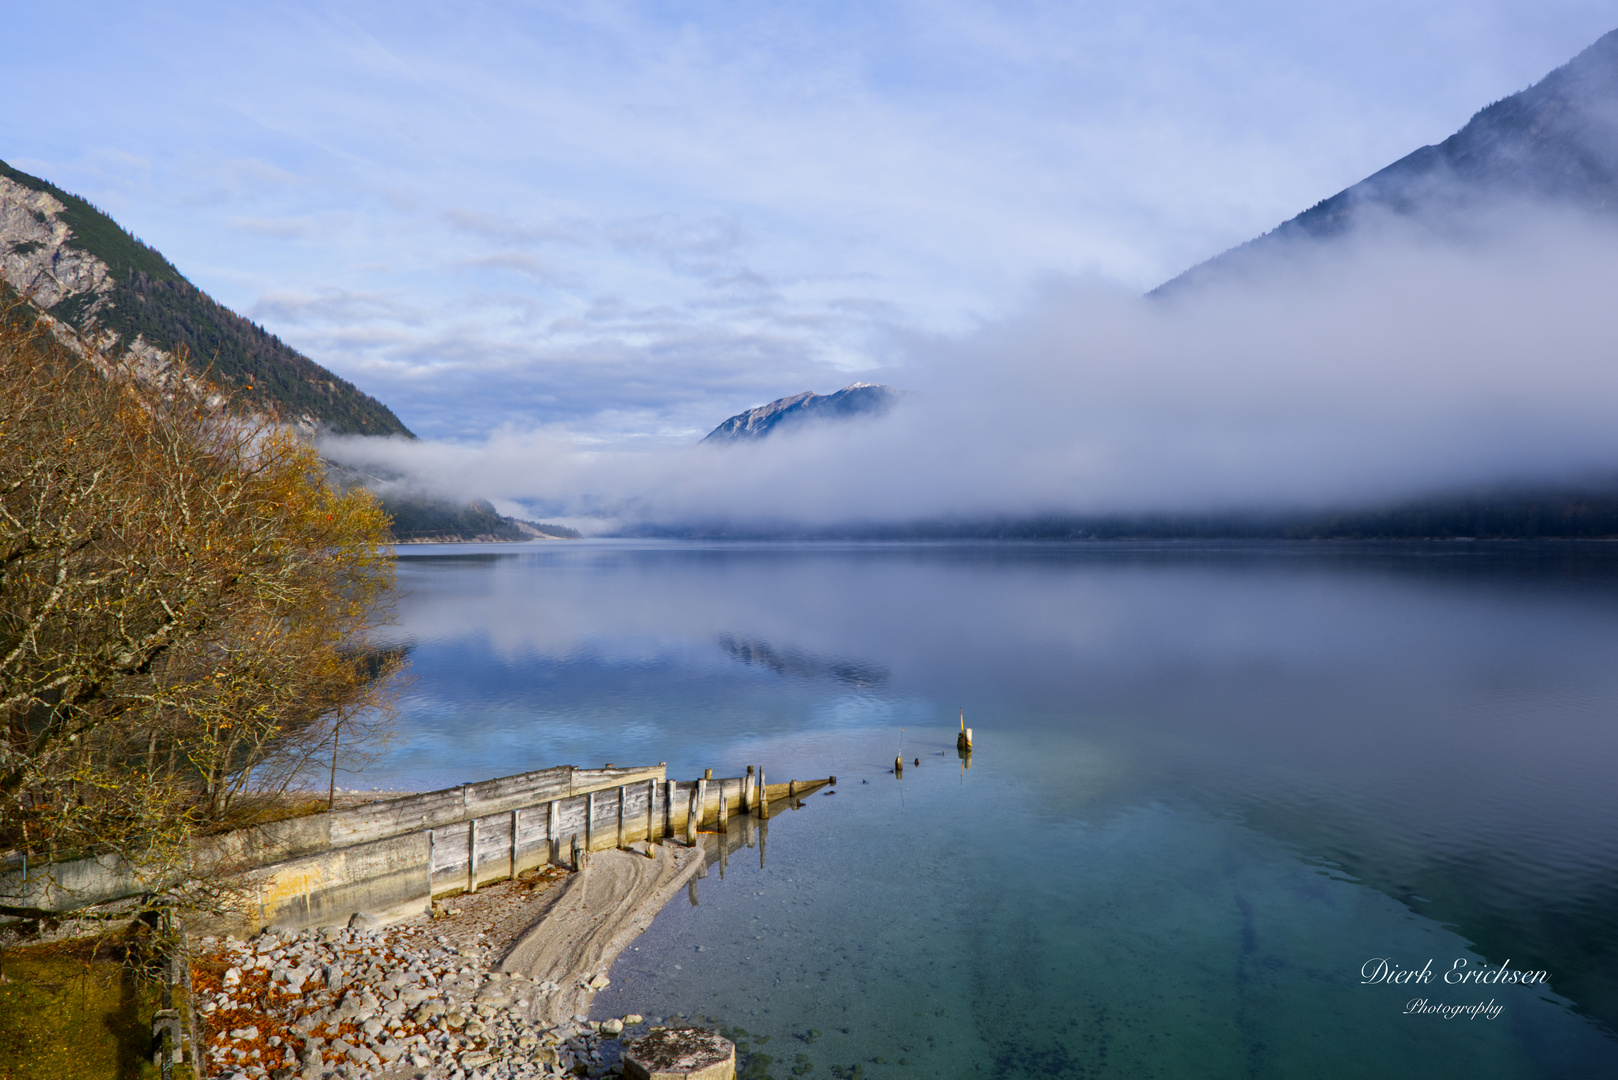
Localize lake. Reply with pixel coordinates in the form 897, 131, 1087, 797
369, 540, 1618, 1079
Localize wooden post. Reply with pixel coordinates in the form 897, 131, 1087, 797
616, 784, 626, 849
686, 782, 701, 845
717, 779, 728, 830
646, 778, 656, 844
895, 755, 903, 775
758, 769, 768, 820
468, 817, 480, 894
571, 833, 581, 871
789, 779, 796, 802
742, 766, 754, 812
510, 809, 520, 880
666, 780, 677, 837
547, 800, 560, 865
426, 829, 436, 912
587, 791, 596, 852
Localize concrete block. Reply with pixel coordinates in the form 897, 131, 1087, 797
624, 1028, 736, 1080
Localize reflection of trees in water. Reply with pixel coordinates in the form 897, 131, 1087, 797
716, 634, 888, 690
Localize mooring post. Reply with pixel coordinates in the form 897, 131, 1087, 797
758, 769, 768, 820
468, 817, 480, 894
426, 829, 436, 912
547, 800, 560, 865
895, 755, 903, 776
510, 809, 521, 880
616, 784, 627, 849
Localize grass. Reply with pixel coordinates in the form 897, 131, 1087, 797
0, 937, 189, 1080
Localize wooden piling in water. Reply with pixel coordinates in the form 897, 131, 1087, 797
665, 779, 677, 837
743, 766, 755, 811
757, 769, 768, 820
687, 782, 702, 845
718, 778, 729, 829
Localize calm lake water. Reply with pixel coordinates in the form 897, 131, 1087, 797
370, 540, 1618, 1079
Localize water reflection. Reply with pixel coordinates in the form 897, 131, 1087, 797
376, 540, 1618, 1069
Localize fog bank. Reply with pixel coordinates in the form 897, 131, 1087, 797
322, 206, 1618, 531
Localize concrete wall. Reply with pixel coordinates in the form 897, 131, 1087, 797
0, 764, 663, 924
2, 765, 830, 936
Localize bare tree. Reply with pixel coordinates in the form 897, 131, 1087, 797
1, 300, 401, 901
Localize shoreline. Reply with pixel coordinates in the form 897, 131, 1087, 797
195, 842, 703, 1080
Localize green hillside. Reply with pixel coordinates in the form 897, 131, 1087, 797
0, 159, 412, 438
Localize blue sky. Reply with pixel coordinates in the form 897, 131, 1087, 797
5, 1, 1616, 447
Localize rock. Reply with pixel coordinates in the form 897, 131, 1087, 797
230, 1026, 261, 1041
623, 1029, 736, 1080
588, 974, 611, 990
224, 968, 243, 986
624, 1015, 643, 1026
600, 1019, 624, 1036
349, 912, 380, 930
460, 1051, 495, 1068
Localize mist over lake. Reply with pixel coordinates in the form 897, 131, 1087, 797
366, 539, 1618, 1079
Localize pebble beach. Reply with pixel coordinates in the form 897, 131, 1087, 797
192, 844, 704, 1080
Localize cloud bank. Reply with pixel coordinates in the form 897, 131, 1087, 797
322, 205, 1618, 530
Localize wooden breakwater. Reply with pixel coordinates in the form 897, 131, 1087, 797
0, 763, 831, 935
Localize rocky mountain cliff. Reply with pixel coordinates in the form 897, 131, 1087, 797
1156, 27, 1618, 293
0, 159, 411, 437
702, 383, 896, 444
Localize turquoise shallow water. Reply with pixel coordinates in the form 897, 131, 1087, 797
368, 540, 1618, 1078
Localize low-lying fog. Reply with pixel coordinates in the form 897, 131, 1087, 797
322, 204, 1618, 531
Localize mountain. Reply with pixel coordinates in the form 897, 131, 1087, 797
0, 158, 411, 437
1156, 28, 1618, 294
702, 383, 897, 444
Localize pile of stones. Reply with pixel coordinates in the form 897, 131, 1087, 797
193, 921, 651, 1080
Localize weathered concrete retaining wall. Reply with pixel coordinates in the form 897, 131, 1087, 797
2, 762, 831, 936
0, 764, 663, 921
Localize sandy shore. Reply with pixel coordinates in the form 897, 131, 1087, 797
499, 844, 704, 1026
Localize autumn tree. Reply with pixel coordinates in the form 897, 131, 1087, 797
0, 303, 401, 896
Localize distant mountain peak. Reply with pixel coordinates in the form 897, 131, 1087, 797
701, 383, 898, 444
1155, 27, 1618, 294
